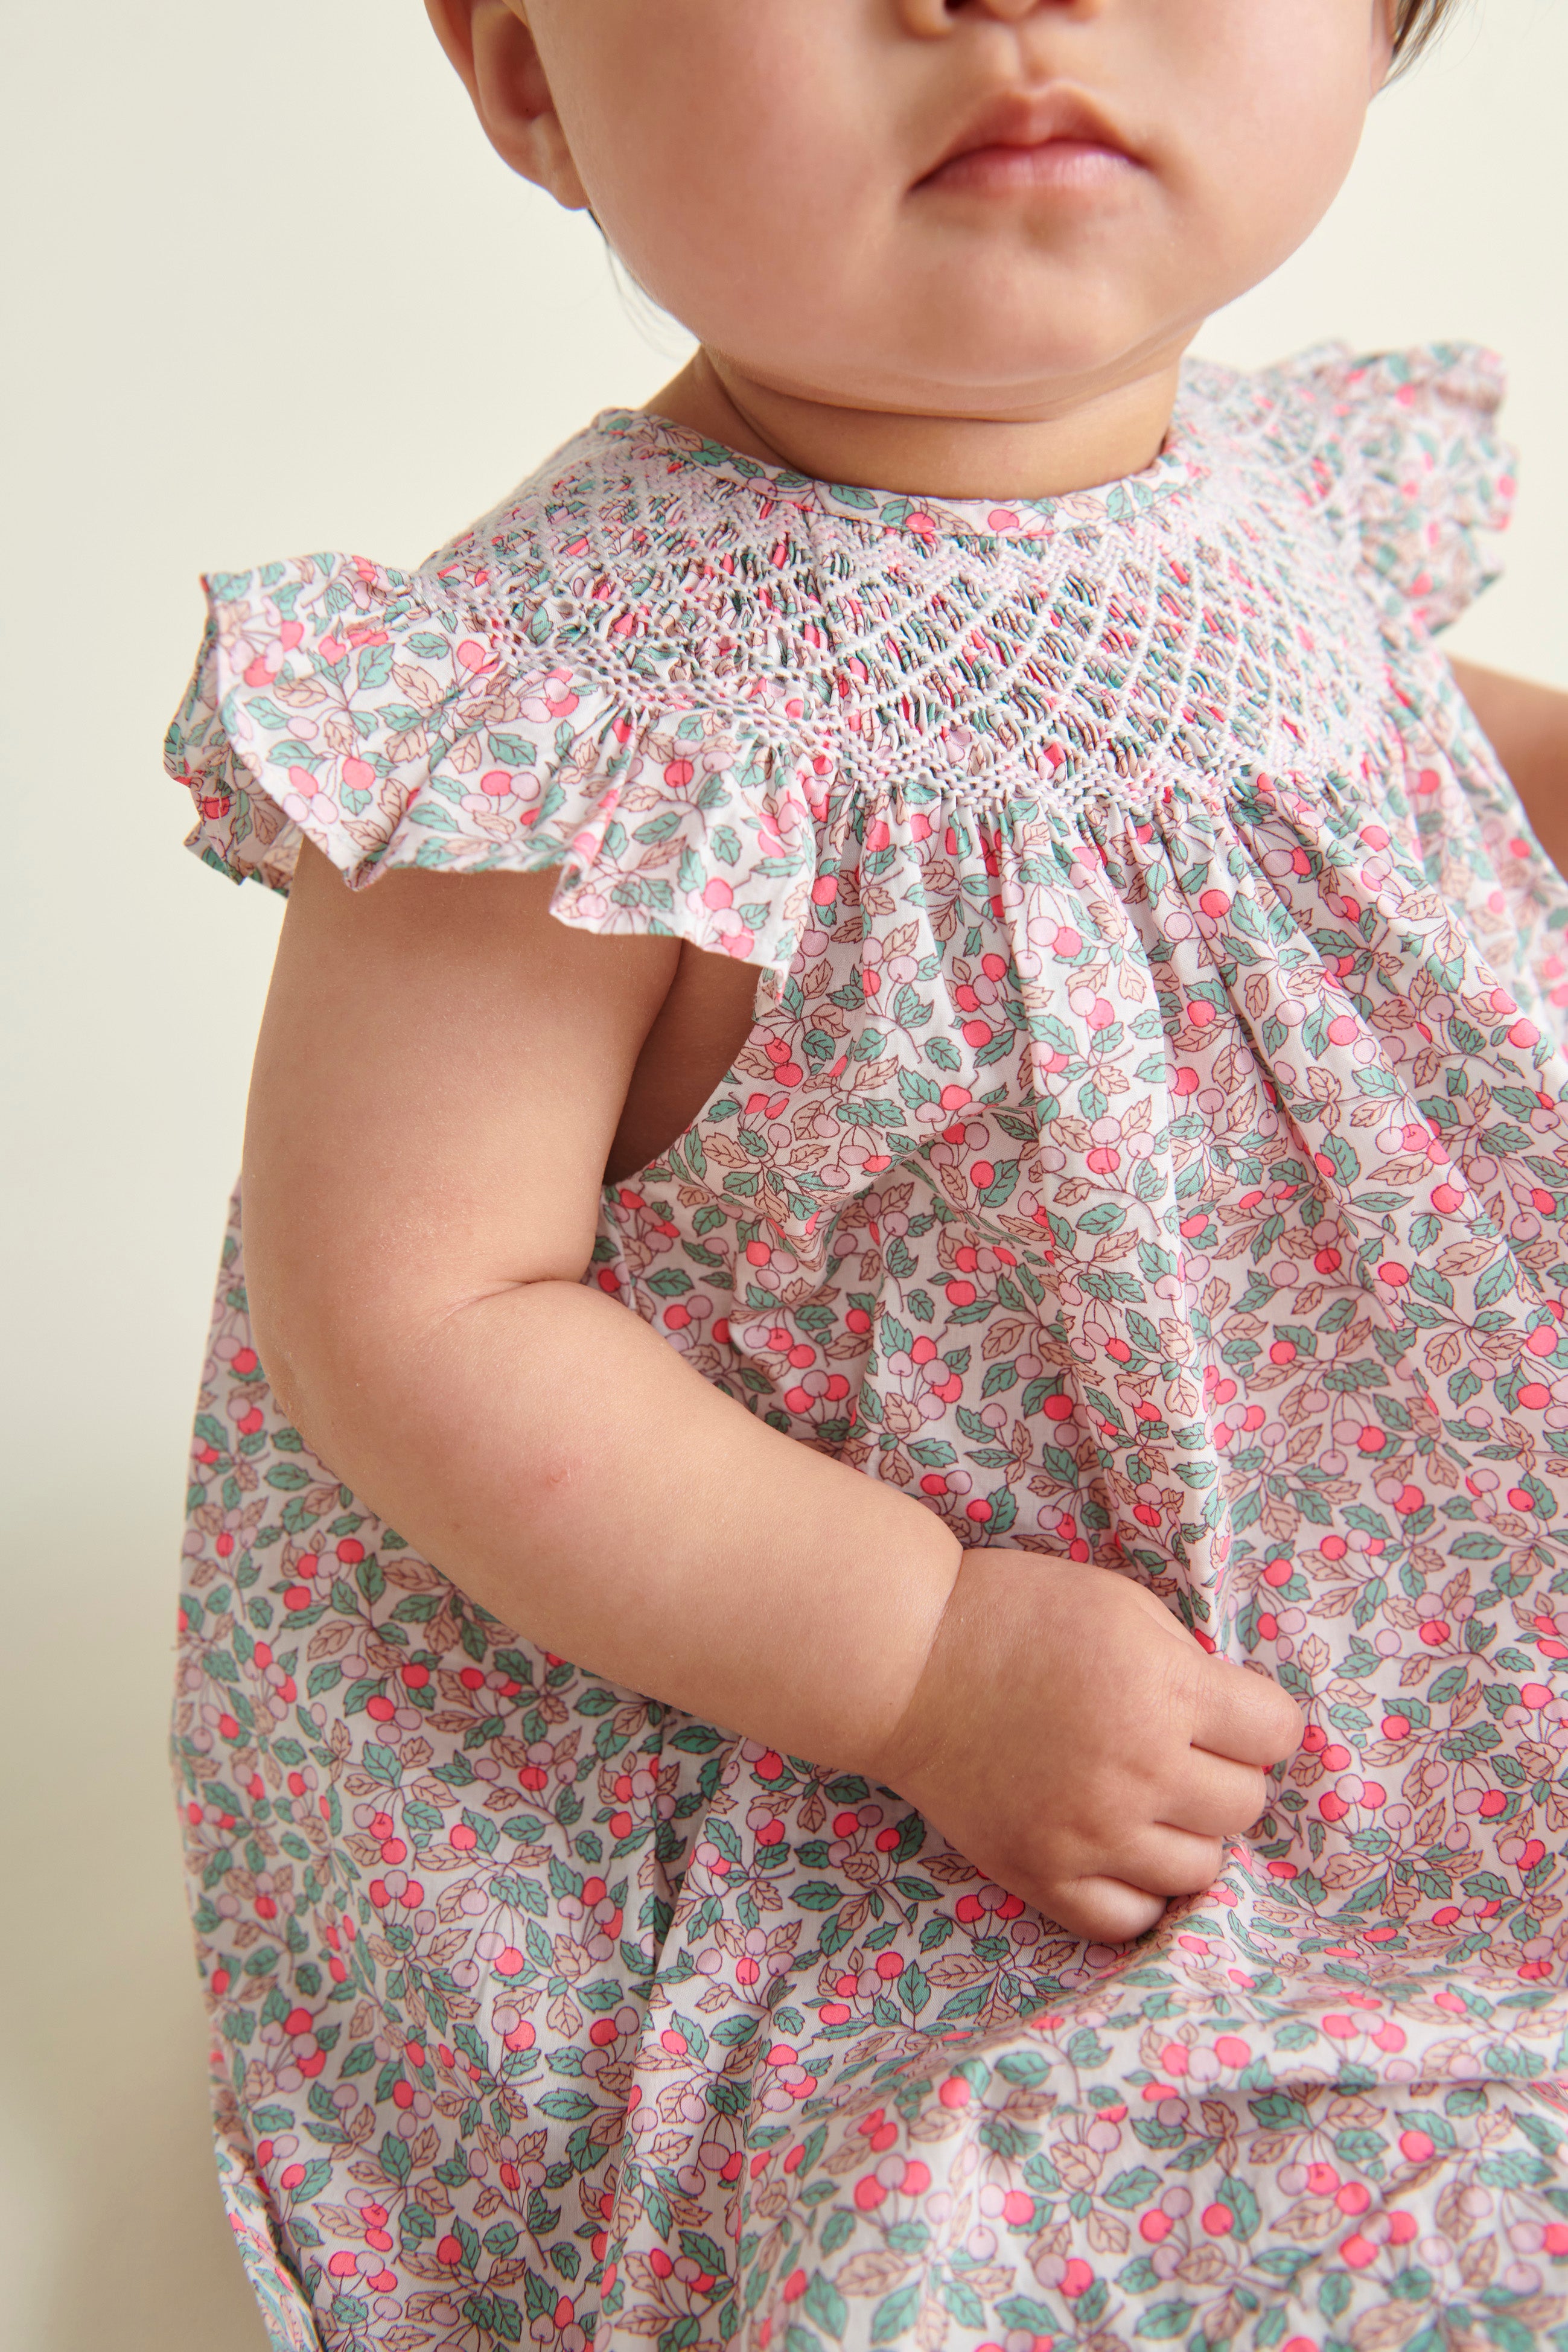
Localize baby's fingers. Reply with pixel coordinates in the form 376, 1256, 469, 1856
1118, 1827, 1227, 1901
1193, 1657, 1303, 1769
1159, 1750, 1270, 1840
1042, 1876, 1167, 1946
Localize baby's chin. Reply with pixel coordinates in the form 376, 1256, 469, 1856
655, 230, 1211, 432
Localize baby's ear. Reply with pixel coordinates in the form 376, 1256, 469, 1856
424, 0, 591, 210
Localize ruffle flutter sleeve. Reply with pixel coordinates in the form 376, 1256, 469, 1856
1275, 342, 1515, 635
163, 553, 819, 974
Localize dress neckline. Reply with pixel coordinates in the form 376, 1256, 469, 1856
594, 400, 1205, 546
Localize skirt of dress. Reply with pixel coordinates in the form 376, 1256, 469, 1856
176, 1196, 1568, 2352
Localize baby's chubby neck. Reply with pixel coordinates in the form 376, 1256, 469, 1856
647, 344, 1187, 505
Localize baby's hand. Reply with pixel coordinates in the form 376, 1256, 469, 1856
872, 1549, 1302, 1945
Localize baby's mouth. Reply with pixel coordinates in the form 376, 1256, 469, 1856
917, 85, 1144, 197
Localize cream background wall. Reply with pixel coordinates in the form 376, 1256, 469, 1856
2, 4, 1563, 2345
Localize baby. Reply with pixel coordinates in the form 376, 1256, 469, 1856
164, 4, 1568, 2348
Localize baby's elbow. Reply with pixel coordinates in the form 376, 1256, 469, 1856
241, 1217, 394, 1464
245, 1280, 342, 1462
246, 1255, 545, 1469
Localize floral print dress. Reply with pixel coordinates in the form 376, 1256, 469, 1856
164, 345, 1568, 2352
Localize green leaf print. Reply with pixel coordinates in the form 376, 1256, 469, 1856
1133, 2302, 1194, 2338
803, 2272, 847, 2338
870, 2287, 921, 2344
1106, 2167, 1162, 2208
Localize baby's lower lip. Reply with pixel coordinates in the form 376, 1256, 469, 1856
922, 139, 1139, 195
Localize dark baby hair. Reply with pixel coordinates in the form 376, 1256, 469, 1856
1393, 0, 1464, 69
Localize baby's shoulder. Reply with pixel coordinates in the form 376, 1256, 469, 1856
425, 416, 626, 595
1182, 340, 1513, 635
1185, 341, 1506, 503
428, 408, 763, 610
164, 412, 828, 973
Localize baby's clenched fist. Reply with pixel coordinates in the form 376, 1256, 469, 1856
871, 1548, 1302, 1946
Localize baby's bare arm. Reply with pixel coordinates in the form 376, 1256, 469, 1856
244, 845, 1298, 1937
1452, 658, 1568, 881
244, 843, 962, 1774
